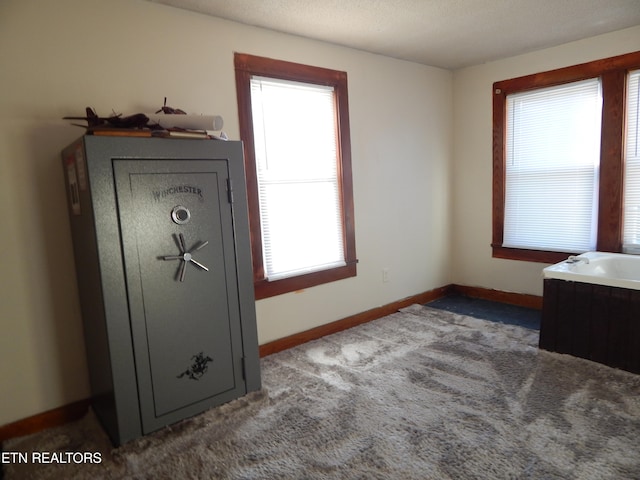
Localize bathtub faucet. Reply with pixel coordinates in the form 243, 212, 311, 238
566, 255, 590, 264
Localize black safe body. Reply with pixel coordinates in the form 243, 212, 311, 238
62, 136, 261, 445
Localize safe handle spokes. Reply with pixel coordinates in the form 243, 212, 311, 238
161, 233, 210, 282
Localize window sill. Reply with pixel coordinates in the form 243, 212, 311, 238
254, 263, 357, 300
491, 245, 578, 264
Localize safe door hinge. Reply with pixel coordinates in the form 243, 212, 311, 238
226, 178, 234, 204
241, 357, 247, 380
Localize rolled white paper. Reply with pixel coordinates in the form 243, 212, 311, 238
145, 114, 224, 131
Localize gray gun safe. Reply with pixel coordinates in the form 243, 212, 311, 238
62, 136, 261, 445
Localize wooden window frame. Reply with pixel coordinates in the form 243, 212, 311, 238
492, 50, 640, 264
234, 53, 357, 299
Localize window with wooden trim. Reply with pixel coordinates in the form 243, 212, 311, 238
234, 53, 357, 299
492, 51, 640, 264
623, 69, 640, 254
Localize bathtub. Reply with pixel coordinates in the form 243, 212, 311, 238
542, 251, 640, 290
540, 251, 640, 374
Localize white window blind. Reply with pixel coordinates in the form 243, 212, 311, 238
250, 76, 345, 281
623, 70, 640, 254
503, 78, 602, 253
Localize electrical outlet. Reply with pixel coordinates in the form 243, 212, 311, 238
382, 268, 390, 283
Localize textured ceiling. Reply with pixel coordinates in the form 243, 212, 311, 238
147, 0, 640, 69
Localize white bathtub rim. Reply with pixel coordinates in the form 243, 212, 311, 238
543, 251, 640, 291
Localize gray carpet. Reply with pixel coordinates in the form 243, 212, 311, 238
4, 304, 640, 479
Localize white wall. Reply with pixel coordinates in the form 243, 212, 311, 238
451, 26, 640, 296
0, 0, 452, 425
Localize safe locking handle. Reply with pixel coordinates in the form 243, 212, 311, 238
161, 233, 209, 282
